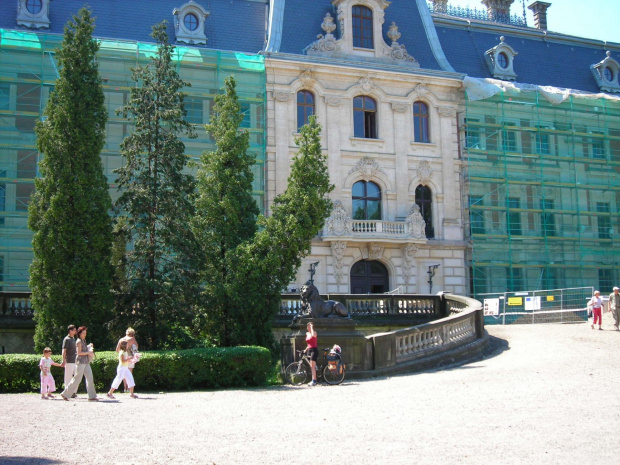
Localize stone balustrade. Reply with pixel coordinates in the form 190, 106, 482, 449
0, 292, 34, 317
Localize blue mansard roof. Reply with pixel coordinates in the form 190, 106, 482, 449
0, 0, 267, 54
431, 15, 620, 94
275, 0, 444, 72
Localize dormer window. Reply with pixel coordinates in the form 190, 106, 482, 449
352, 5, 373, 49
592, 51, 620, 93
17, 0, 51, 29
173, 2, 209, 45
485, 36, 518, 81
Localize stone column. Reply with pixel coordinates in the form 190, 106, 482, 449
325, 96, 343, 199
392, 102, 410, 219
438, 106, 461, 241
273, 91, 292, 204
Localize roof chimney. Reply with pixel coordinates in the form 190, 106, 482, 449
527, 2, 551, 30
480, 0, 515, 19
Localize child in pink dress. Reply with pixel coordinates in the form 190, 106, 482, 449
39, 347, 63, 399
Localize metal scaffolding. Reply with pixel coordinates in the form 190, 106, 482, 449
0, 29, 267, 289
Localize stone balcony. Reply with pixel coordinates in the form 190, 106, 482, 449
320, 200, 428, 244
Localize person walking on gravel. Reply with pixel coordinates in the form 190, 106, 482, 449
589, 291, 603, 331
609, 287, 620, 331
61, 325, 77, 396
60, 326, 99, 401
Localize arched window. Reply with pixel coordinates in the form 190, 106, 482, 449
352, 181, 381, 220
350, 260, 389, 294
415, 185, 434, 238
353, 96, 377, 139
413, 101, 430, 143
352, 5, 373, 49
297, 90, 315, 131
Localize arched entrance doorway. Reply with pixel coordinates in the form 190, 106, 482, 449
350, 260, 389, 294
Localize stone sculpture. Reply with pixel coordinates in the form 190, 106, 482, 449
294, 282, 349, 320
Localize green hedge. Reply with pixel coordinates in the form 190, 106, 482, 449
0, 346, 272, 393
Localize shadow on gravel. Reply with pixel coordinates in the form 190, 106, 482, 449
0, 457, 62, 464
437, 334, 510, 373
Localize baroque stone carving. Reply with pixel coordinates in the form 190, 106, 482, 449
298, 69, 316, 87
407, 204, 426, 239
358, 76, 374, 93
273, 92, 291, 102
417, 161, 433, 184
402, 244, 419, 284
324, 201, 351, 237
306, 13, 340, 54
294, 282, 349, 320
361, 243, 384, 260
348, 158, 387, 182
438, 106, 456, 118
331, 241, 347, 284
383, 23, 419, 66
325, 96, 342, 107
391, 102, 408, 113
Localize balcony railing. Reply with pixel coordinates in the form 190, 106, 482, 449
428, 3, 527, 27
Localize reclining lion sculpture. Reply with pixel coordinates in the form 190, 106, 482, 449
294, 282, 349, 320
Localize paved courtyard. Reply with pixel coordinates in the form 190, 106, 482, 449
1, 316, 620, 465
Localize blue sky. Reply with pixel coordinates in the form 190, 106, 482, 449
444, 0, 620, 43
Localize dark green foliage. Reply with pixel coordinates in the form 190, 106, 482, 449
192, 86, 333, 349
29, 8, 114, 351
0, 348, 271, 393
191, 77, 259, 347
114, 22, 199, 350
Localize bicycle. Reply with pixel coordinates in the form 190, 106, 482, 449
285, 347, 346, 385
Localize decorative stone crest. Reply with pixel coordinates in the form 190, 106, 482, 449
402, 243, 419, 284
417, 161, 433, 184
331, 241, 347, 284
391, 102, 408, 113
348, 158, 387, 182
406, 204, 426, 239
321, 12, 337, 34
273, 92, 291, 102
412, 83, 430, 98
361, 242, 384, 260
324, 200, 351, 237
358, 76, 374, 93
298, 69, 316, 87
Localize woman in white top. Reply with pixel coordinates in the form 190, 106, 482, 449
589, 290, 603, 330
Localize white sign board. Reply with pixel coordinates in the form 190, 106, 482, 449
484, 298, 500, 316
525, 296, 541, 311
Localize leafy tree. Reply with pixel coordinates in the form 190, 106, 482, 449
192, 74, 333, 348
191, 76, 259, 347
29, 8, 114, 351
114, 22, 199, 350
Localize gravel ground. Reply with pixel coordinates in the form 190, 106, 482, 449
1, 314, 619, 465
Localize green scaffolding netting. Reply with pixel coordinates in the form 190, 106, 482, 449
0, 30, 266, 289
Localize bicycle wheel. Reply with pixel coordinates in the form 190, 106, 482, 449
285, 362, 309, 386
323, 362, 345, 385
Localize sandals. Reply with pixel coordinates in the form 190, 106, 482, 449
61, 395, 69, 401
88, 397, 99, 402
130, 394, 138, 398
106, 393, 116, 399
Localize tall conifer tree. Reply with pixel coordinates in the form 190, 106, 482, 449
29, 8, 114, 351
115, 22, 198, 349
192, 75, 333, 348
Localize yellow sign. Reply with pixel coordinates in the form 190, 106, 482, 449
547, 296, 555, 301
508, 297, 523, 306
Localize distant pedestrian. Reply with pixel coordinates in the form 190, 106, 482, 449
106, 340, 137, 399
609, 287, 620, 331
60, 326, 99, 401
39, 347, 63, 399
305, 322, 318, 386
589, 290, 603, 330
116, 328, 139, 391
61, 325, 78, 396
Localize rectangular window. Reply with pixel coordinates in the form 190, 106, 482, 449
17, 150, 37, 179
185, 98, 204, 125
507, 197, 521, 235
502, 122, 517, 152
540, 199, 555, 237
469, 195, 484, 234
0, 182, 5, 226
15, 184, 34, 212
597, 202, 611, 239
599, 269, 613, 292
16, 74, 41, 132
591, 131, 606, 159
465, 118, 481, 149
485, 116, 498, 151
0, 83, 10, 111
536, 127, 551, 155
240, 102, 251, 129
506, 267, 522, 292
